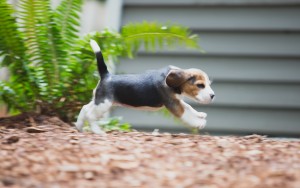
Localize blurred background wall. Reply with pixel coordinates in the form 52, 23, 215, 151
0, 0, 121, 117
112, 0, 300, 136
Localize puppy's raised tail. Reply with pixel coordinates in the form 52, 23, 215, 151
90, 39, 108, 78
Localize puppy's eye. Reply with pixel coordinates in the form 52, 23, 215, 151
197, 84, 205, 89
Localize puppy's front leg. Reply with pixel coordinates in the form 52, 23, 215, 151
181, 101, 207, 129
166, 99, 207, 129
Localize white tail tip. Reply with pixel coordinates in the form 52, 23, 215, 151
90, 39, 101, 52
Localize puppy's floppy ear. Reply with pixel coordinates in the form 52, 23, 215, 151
166, 70, 190, 88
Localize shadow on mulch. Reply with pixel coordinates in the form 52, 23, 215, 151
0, 113, 70, 129
0, 114, 300, 188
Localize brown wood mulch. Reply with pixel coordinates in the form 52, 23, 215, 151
0, 114, 300, 188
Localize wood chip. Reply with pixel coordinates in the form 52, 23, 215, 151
4, 135, 19, 144
25, 127, 47, 133
0, 114, 300, 188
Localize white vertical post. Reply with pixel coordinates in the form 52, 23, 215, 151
0, 67, 9, 117
104, 0, 124, 31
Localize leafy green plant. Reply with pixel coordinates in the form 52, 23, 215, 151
83, 117, 131, 132
0, 0, 202, 124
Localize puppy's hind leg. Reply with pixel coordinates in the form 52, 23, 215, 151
86, 99, 112, 135
75, 102, 93, 132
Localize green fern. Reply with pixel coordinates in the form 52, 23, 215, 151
0, 0, 202, 122
18, 0, 55, 99
0, 0, 24, 65
0, 0, 36, 112
55, 0, 83, 47
54, 0, 83, 87
121, 22, 203, 57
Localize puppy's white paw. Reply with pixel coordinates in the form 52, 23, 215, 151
183, 117, 206, 129
197, 118, 207, 129
197, 112, 207, 118
93, 130, 107, 136
75, 122, 83, 132
181, 111, 207, 129
90, 122, 106, 135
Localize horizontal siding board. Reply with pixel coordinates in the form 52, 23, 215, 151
184, 82, 300, 109
204, 107, 300, 134
197, 32, 300, 57
210, 82, 300, 108
123, 7, 300, 31
120, 0, 300, 135
111, 108, 185, 131
125, 0, 300, 6
126, 32, 300, 57
111, 107, 300, 135
136, 51, 300, 59
117, 56, 300, 83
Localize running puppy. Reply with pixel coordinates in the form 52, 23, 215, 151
75, 40, 215, 134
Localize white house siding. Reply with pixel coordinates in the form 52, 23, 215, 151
111, 0, 300, 136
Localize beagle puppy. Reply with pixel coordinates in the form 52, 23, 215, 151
75, 40, 215, 134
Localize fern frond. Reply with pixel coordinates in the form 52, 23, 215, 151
18, 0, 49, 63
121, 22, 202, 57
0, 0, 25, 66
18, 0, 66, 100
0, 0, 38, 101
55, 0, 83, 47
0, 80, 34, 112
18, 0, 51, 93
53, 0, 83, 93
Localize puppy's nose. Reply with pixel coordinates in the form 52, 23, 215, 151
210, 94, 215, 99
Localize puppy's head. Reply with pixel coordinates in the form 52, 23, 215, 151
166, 68, 215, 104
